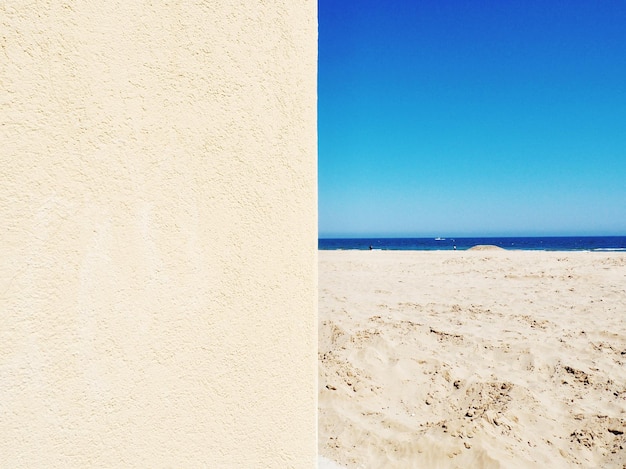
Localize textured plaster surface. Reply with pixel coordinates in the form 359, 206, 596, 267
1, 1, 317, 467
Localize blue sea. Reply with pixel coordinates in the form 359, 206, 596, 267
319, 236, 626, 252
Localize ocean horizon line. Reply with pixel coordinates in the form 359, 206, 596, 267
319, 236, 626, 252
319, 234, 626, 239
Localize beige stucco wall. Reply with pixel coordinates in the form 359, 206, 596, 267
1, 1, 316, 467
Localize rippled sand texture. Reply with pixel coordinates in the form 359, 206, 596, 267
319, 250, 626, 468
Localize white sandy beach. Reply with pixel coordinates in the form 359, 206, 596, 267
319, 249, 626, 468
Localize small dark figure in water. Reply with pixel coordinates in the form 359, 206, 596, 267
453, 245, 457, 250
369, 245, 373, 250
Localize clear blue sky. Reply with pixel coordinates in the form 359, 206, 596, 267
318, 0, 626, 238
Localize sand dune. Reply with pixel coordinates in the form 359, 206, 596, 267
319, 250, 626, 468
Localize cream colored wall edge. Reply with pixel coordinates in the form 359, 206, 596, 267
1, 2, 317, 467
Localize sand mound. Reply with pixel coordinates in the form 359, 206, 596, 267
467, 244, 506, 251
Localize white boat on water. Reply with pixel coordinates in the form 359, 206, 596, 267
435, 237, 446, 241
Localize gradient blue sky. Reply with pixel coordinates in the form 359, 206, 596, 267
318, 1, 626, 238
